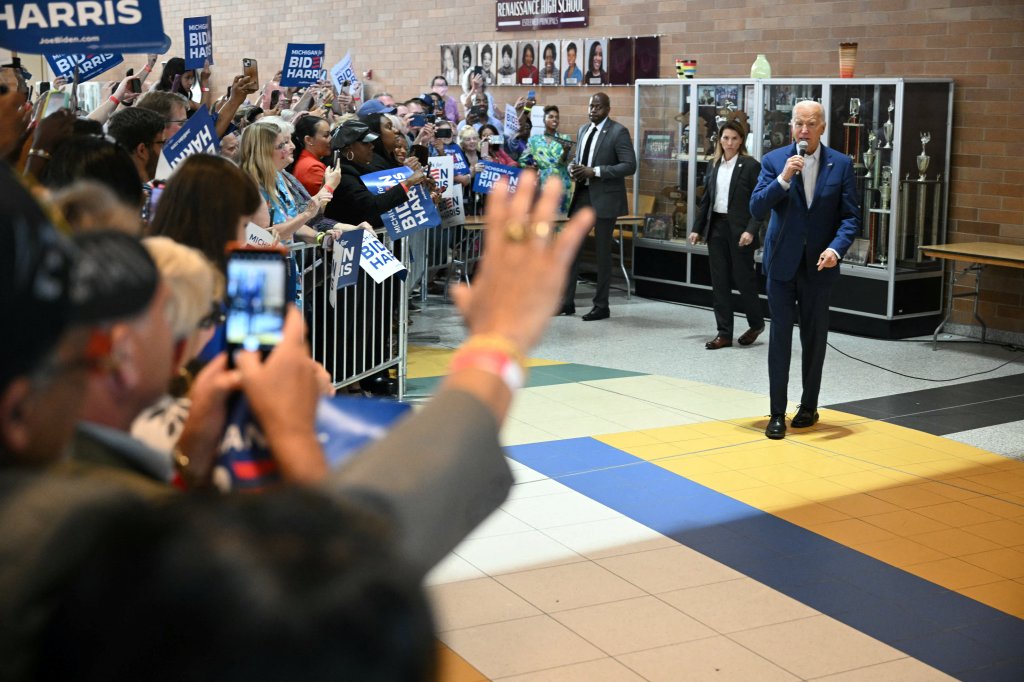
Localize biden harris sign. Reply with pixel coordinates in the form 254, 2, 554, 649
279, 42, 325, 87
0, 0, 166, 54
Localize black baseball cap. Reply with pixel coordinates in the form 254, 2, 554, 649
331, 120, 379, 150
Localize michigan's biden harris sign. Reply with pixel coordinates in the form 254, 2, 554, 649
279, 43, 325, 87
0, 0, 166, 54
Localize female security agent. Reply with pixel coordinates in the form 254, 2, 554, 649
587, 42, 608, 84
289, 114, 332, 195
521, 105, 572, 214
324, 119, 427, 227
689, 119, 765, 350
539, 43, 560, 85
517, 44, 540, 85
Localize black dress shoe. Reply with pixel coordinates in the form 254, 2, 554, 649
765, 414, 786, 440
581, 307, 610, 321
705, 335, 733, 350
738, 326, 765, 346
555, 304, 576, 316
791, 405, 819, 428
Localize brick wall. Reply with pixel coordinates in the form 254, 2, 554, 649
25, 0, 1024, 333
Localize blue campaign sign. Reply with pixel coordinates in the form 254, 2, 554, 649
333, 229, 362, 289
443, 143, 470, 175
45, 52, 123, 82
472, 160, 521, 194
182, 15, 212, 70
361, 167, 442, 240
0, 0, 166, 54
154, 105, 218, 179
279, 43, 325, 87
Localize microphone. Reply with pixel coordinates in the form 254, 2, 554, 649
795, 140, 808, 176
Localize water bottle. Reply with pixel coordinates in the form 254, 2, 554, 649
750, 54, 772, 79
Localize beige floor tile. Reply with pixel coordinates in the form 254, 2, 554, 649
425, 552, 488, 586
465, 508, 533, 539
551, 595, 716, 655
502, 491, 621, 529
455, 530, 585, 576
730, 615, 904, 679
617, 635, 799, 681
495, 657, 646, 681
542, 516, 678, 560
506, 478, 570, 500
659, 577, 818, 633
496, 561, 646, 612
439, 615, 604, 679
596, 545, 744, 594
429, 577, 543, 631
809, 656, 957, 681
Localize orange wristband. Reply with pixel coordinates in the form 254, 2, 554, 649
109, 95, 120, 105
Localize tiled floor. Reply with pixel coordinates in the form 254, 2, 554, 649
407, 292, 1024, 681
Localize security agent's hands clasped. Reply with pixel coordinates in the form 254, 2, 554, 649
568, 163, 595, 182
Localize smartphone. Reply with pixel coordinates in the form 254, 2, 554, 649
242, 58, 259, 86
39, 81, 50, 95
128, 77, 141, 94
269, 89, 281, 109
426, 113, 436, 124
126, 67, 134, 77
225, 246, 288, 363
527, 89, 536, 101
409, 113, 427, 128
331, 148, 341, 166
469, 105, 487, 118
435, 127, 452, 140
489, 135, 504, 145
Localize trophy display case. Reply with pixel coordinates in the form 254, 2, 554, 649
631, 78, 954, 338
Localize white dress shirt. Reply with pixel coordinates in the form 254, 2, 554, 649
579, 117, 608, 178
713, 155, 738, 213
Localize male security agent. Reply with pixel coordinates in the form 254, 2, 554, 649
563, 93, 636, 321
750, 100, 859, 440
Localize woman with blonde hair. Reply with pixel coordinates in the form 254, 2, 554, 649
240, 121, 340, 243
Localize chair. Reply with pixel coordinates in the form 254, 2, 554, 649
613, 193, 655, 299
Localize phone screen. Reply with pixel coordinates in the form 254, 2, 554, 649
435, 127, 452, 140
527, 89, 536, 101
269, 90, 281, 109
128, 77, 141, 94
225, 248, 287, 359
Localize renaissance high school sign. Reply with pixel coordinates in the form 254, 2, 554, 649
495, 0, 588, 31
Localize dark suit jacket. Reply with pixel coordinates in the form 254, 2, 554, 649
750, 143, 859, 283
574, 117, 637, 219
694, 155, 762, 243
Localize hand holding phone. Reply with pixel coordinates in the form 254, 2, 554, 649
225, 246, 288, 365
242, 58, 259, 89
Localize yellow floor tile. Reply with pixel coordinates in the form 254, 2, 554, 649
684, 470, 765, 493
940, 477, 1006, 496
897, 460, 987, 478
819, 493, 903, 518
698, 448, 784, 471
961, 580, 1024, 619
595, 431, 662, 449
911, 480, 982, 502
862, 510, 950, 537
808, 518, 899, 546
826, 470, 916, 491
728, 486, 811, 513
963, 471, 1024, 494
962, 496, 1024, 519
624, 442, 690, 461
789, 456, 874, 478
905, 557, 1004, 590
963, 519, 1024, 547
909, 528, 1003, 556
774, 503, 851, 526
657, 456, 731, 477
436, 641, 489, 682
869, 484, 957, 509
741, 464, 821, 486
853, 537, 948, 567
913, 501, 1003, 528
960, 548, 1024, 579
776, 478, 856, 503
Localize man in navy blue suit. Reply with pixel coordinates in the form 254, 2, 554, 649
750, 101, 859, 440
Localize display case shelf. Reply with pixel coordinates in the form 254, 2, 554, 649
631, 77, 953, 338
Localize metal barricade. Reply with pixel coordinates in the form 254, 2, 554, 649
290, 233, 408, 398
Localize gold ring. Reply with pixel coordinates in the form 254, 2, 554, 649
506, 221, 527, 242
532, 221, 552, 239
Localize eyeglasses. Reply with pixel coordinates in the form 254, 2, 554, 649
197, 301, 226, 329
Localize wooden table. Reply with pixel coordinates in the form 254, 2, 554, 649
918, 242, 1024, 349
